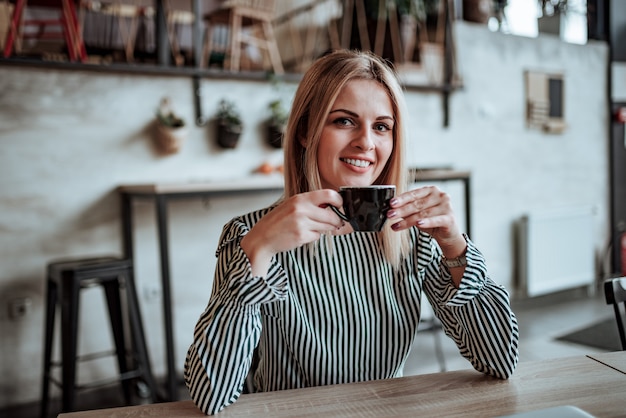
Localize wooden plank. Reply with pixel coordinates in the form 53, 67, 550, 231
587, 351, 626, 375
58, 355, 626, 417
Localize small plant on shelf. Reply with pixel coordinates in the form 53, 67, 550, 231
538, 0, 569, 16
266, 99, 288, 148
215, 99, 243, 149
154, 97, 187, 155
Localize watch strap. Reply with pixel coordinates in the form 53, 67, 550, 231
442, 254, 467, 268
442, 234, 470, 269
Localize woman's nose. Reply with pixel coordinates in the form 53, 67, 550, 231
351, 126, 375, 150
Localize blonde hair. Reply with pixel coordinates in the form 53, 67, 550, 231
282, 50, 411, 267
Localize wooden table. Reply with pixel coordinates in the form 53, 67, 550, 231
58, 353, 626, 417
588, 351, 626, 375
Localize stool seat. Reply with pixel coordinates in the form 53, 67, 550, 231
3, 0, 87, 62
41, 256, 158, 417
201, 0, 283, 74
48, 256, 132, 281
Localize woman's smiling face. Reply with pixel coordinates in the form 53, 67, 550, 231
316, 79, 395, 190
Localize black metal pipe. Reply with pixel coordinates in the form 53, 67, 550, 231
193, 75, 206, 126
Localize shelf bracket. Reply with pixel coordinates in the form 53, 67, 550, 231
193, 75, 207, 126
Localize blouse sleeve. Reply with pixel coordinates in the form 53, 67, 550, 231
421, 233, 520, 379
184, 216, 289, 415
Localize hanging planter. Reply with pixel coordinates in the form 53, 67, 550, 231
266, 124, 284, 148
215, 99, 243, 149
154, 97, 187, 155
154, 122, 187, 154
217, 122, 242, 149
266, 99, 288, 148
462, 0, 491, 24
538, 14, 561, 35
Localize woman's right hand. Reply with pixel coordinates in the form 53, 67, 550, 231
241, 189, 345, 276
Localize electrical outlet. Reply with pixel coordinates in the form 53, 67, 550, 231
8, 297, 32, 320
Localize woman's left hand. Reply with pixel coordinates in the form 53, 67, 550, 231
387, 186, 466, 256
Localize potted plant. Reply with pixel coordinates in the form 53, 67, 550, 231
266, 99, 288, 148
537, 0, 569, 35
461, 0, 492, 24
396, 0, 440, 22
215, 99, 243, 149
154, 97, 187, 155
538, 0, 569, 16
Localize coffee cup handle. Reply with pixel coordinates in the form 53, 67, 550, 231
330, 205, 350, 222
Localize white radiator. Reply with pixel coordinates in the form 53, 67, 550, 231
517, 207, 595, 297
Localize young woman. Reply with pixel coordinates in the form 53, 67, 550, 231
184, 50, 519, 415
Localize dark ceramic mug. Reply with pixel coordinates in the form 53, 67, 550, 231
330, 185, 396, 232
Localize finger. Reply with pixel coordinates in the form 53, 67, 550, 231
389, 211, 424, 231
309, 190, 346, 227
413, 213, 453, 229
388, 196, 432, 221
390, 186, 432, 208
309, 189, 343, 209
320, 206, 347, 230
395, 188, 453, 219
391, 213, 453, 232
295, 192, 345, 230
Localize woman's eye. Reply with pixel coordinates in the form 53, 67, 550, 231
334, 117, 353, 126
374, 122, 391, 132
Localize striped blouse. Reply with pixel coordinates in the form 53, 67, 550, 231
184, 206, 520, 415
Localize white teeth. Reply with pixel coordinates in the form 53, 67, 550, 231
342, 158, 371, 168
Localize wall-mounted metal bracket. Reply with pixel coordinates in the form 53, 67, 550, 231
193, 75, 207, 126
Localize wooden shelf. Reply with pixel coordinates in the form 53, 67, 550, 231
0, 1, 460, 126
0, 56, 459, 92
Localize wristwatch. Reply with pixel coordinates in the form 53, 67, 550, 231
442, 254, 467, 268
442, 234, 470, 269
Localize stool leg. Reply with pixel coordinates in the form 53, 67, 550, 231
3, 0, 26, 58
40, 279, 58, 418
201, 21, 213, 68
60, 0, 77, 61
228, 12, 242, 72
102, 279, 133, 404
124, 270, 160, 402
432, 322, 447, 372
261, 20, 283, 74
60, 273, 80, 412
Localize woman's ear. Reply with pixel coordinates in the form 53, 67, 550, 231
299, 136, 307, 148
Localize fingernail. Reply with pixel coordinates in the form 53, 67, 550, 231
387, 210, 396, 218
390, 198, 398, 206
391, 222, 400, 230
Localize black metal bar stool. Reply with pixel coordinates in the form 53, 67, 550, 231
40, 256, 158, 417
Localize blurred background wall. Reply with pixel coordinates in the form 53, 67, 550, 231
0, 22, 609, 407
